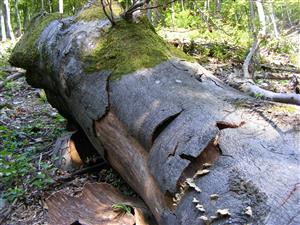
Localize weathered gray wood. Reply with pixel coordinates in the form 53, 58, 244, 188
10, 2, 300, 224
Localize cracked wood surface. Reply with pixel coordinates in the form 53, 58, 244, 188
10, 4, 300, 224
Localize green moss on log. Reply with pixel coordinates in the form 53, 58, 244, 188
77, 1, 123, 21
83, 18, 192, 81
10, 12, 63, 69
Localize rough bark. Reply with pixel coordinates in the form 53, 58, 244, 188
10, 4, 300, 225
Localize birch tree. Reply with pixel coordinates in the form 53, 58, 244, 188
268, 0, 279, 38
14, 0, 22, 36
2, 0, 14, 40
58, 0, 63, 13
0, 0, 6, 41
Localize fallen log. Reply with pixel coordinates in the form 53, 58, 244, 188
10, 2, 300, 224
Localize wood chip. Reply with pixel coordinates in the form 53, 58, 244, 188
199, 215, 209, 221
203, 163, 212, 168
210, 194, 219, 200
186, 178, 202, 192
216, 208, 231, 217
196, 204, 205, 212
210, 215, 217, 220
245, 206, 253, 217
194, 169, 210, 177
192, 197, 199, 203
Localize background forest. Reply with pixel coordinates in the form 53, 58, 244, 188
0, 0, 299, 224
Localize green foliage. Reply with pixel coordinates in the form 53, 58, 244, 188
164, 9, 201, 28
0, 116, 64, 202
265, 38, 293, 54
112, 203, 133, 214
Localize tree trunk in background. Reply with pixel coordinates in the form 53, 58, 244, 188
58, 0, 63, 13
268, 0, 279, 38
180, 0, 184, 11
215, 0, 221, 14
48, 0, 53, 13
255, 0, 266, 36
10, 7, 300, 224
23, 6, 29, 29
14, 0, 22, 36
146, 2, 152, 23
284, 2, 292, 26
248, 0, 256, 33
171, 1, 175, 30
243, 0, 267, 79
41, 0, 45, 11
152, 0, 161, 26
3, 0, 15, 40
0, 1, 6, 41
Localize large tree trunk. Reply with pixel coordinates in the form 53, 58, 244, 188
10, 3, 300, 225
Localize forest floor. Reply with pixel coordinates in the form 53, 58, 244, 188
0, 29, 299, 224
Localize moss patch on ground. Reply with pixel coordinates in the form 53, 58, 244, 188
10, 12, 63, 69
77, 1, 123, 21
271, 105, 298, 114
83, 18, 192, 81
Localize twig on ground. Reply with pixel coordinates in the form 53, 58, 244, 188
55, 161, 108, 183
0, 72, 25, 89
0, 198, 18, 224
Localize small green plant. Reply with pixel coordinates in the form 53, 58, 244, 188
255, 93, 263, 99
112, 203, 133, 214
0, 125, 55, 202
38, 90, 48, 103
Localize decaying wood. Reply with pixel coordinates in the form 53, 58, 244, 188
46, 182, 156, 225
52, 130, 102, 172
10, 2, 300, 224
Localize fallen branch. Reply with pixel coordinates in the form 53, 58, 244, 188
241, 82, 300, 105
261, 64, 300, 74
0, 66, 25, 73
0, 72, 25, 88
254, 74, 293, 80
0, 198, 18, 224
54, 161, 108, 183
